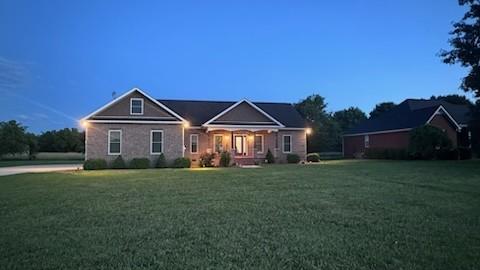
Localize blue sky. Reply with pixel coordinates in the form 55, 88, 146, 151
0, 0, 472, 133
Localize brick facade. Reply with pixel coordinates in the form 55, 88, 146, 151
86, 123, 184, 165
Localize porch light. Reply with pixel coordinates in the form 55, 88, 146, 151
80, 120, 89, 128
306, 128, 312, 135
183, 121, 190, 128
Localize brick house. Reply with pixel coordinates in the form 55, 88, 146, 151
343, 99, 472, 158
82, 88, 308, 166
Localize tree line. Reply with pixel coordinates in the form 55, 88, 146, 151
0, 120, 85, 159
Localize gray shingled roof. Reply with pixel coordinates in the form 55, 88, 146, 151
344, 99, 471, 135
158, 99, 307, 128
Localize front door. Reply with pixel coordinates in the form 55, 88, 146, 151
234, 135, 247, 156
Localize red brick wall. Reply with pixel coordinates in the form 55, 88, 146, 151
429, 114, 458, 147
343, 114, 460, 158
343, 131, 410, 158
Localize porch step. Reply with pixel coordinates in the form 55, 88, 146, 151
235, 158, 256, 166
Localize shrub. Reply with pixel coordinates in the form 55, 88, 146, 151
265, 149, 275, 163
129, 158, 151, 169
83, 159, 107, 170
111, 155, 127, 169
365, 148, 409, 160
436, 149, 458, 160
306, 153, 320, 162
199, 152, 216, 167
409, 125, 453, 160
172, 157, 191, 168
155, 153, 167, 168
458, 147, 472, 160
286, 153, 300, 164
219, 151, 231, 167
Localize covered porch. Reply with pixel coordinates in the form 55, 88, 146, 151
205, 127, 280, 165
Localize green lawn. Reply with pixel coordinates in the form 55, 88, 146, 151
1, 161, 479, 269
0, 159, 83, 168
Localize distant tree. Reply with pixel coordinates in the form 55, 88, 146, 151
38, 128, 84, 152
369, 102, 396, 118
430, 94, 473, 106
333, 107, 367, 131
440, 0, 480, 97
294, 94, 329, 123
295, 95, 338, 152
0, 120, 27, 157
25, 132, 39, 159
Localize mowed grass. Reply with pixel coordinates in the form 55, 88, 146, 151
1, 161, 479, 269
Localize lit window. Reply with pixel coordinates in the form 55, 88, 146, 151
214, 135, 223, 153
108, 130, 121, 155
364, 135, 370, 148
130, 98, 144, 115
151, 130, 163, 154
254, 135, 264, 153
190, 134, 199, 154
283, 135, 292, 153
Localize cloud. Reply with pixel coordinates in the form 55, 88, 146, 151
0, 57, 30, 90
17, 114, 31, 120
33, 112, 49, 119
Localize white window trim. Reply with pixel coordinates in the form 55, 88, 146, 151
150, 130, 164, 155
190, 134, 199, 154
130, 98, 144, 115
255, 134, 264, 154
282, 134, 292, 153
364, 135, 370, 148
213, 134, 223, 153
108, 130, 122, 155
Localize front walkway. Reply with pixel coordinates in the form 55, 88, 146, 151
0, 164, 83, 176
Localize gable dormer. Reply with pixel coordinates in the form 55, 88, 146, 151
83, 88, 185, 123
203, 99, 284, 127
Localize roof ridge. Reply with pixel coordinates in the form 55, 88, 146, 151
157, 98, 293, 105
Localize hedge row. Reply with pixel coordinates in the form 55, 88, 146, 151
365, 147, 472, 160
83, 154, 191, 170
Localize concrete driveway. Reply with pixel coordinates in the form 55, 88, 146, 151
0, 164, 83, 176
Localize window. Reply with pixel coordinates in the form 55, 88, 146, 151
364, 135, 370, 148
254, 135, 264, 153
151, 130, 163, 154
190, 134, 199, 154
282, 135, 292, 153
130, 98, 144, 115
108, 130, 122, 155
214, 135, 223, 153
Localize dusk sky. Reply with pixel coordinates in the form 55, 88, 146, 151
0, 0, 472, 133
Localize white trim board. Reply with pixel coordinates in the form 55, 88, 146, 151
86, 120, 183, 124
82, 87, 186, 122
202, 99, 285, 127
425, 105, 462, 131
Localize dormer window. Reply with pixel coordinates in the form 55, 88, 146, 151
130, 98, 144, 115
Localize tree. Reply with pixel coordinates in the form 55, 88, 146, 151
430, 94, 474, 106
470, 100, 480, 156
0, 120, 28, 157
333, 107, 367, 131
409, 125, 453, 159
25, 132, 39, 159
38, 128, 85, 152
295, 95, 337, 152
441, 0, 480, 97
294, 94, 329, 123
369, 102, 396, 118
